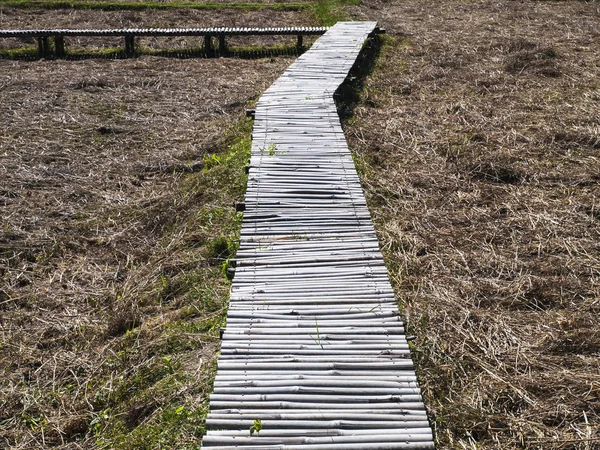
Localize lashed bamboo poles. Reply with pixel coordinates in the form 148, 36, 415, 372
201, 22, 435, 449
0, 27, 330, 58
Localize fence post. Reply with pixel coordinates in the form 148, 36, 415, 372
37, 37, 50, 57
204, 34, 213, 54
125, 35, 135, 57
219, 34, 226, 54
297, 34, 303, 49
54, 35, 65, 58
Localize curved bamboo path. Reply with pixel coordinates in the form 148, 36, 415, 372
202, 22, 435, 449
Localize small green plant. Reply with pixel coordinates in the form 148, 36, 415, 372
161, 356, 177, 373
260, 143, 279, 156
203, 153, 222, 169
21, 413, 47, 431
249, 418, 262, 436
311, 317, 324, 349
159, 274, 169, 291
205, 235, 234, 260
90, 409, 110, 434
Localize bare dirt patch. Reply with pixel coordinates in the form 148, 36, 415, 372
0, 50, 293, 448
347, 0, 600, 448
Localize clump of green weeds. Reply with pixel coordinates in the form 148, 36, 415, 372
311, 0, 359, 26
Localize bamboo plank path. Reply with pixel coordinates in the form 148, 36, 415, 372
202, 22, 434, 449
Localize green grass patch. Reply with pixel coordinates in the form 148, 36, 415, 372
85, 118, 253, 449
0, 46, 39, 59
311, 0, 359, 26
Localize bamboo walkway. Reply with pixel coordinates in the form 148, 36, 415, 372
202, 22, 434, 449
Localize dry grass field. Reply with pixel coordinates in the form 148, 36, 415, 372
0, 0, 599, 449
347, 1, 600, 448
0, 7, 311, 29
0, 7, 299, 448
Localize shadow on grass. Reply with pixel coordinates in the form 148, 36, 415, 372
335, 33, 384, 122
0, 45, 306, 61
